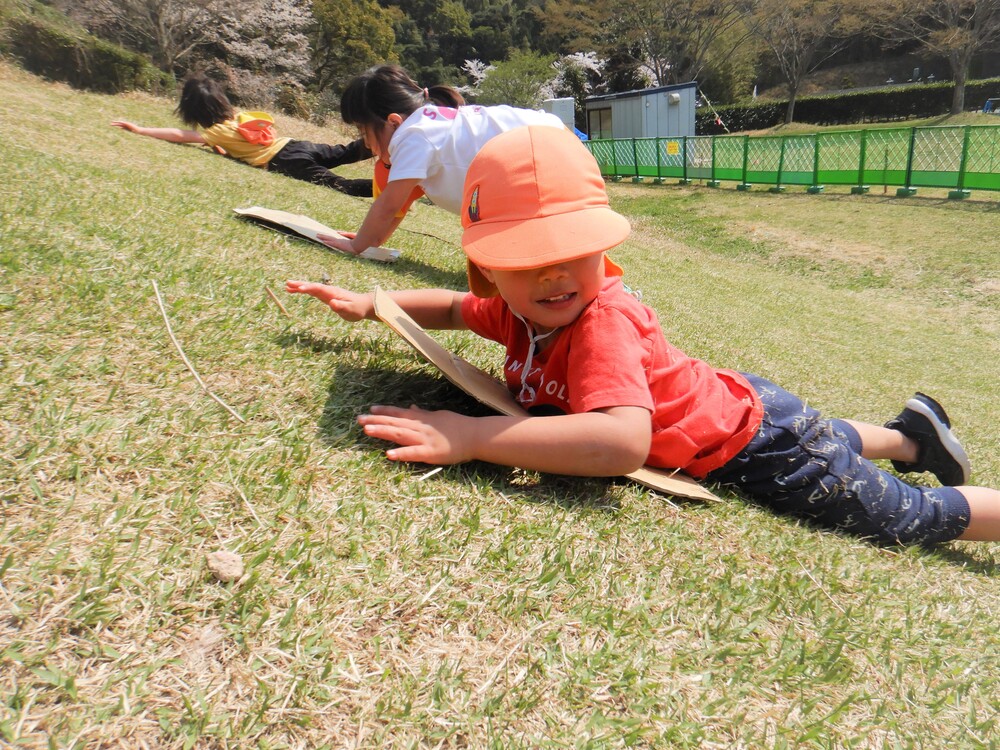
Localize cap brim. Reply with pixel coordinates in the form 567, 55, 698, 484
463, 205, 631, 271
467, 252, 626, 298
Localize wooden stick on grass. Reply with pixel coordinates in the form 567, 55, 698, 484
151, 280, 247, 424
264, 285, 291, 317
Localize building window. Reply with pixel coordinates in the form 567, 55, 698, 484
587, 108, 612, 140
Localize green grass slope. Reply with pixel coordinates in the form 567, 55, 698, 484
2, 62, 1000, 748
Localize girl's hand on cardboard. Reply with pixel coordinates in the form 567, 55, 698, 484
284, 280, 372, 321
316, 231, 359, 255
358, 405, 475, 465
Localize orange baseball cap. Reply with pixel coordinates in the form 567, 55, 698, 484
461, 125, 629, 297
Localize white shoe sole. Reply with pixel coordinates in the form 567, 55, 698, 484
905, 397, 972, 485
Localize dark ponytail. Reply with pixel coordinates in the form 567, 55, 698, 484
340, 64, 465, 127
427, 84, 464, 109
175, 74, 234, 129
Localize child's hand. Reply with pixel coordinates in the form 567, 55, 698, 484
316, 232, 359, 255
284, 280, 372, 321
358, 405, 476, 465
111, 120, 139, 132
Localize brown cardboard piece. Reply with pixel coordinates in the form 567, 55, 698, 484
234, 206, 400, 263
372, 287, 720, 502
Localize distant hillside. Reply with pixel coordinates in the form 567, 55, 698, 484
758, 51, 1000, 102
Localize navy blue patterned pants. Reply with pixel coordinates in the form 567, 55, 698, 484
706, 375, 970, 545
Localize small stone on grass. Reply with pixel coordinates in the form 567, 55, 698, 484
206, 550, 244, 582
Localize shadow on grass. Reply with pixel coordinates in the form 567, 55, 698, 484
913, 544, 1000, 575
278, 333, 1000, 566
367, 254, 468, 290
303, 360, 634, 512
819, 191, 1000, 212
274, 329, 396, 355
726, 489, 1000, 574
238, 216, 468, 289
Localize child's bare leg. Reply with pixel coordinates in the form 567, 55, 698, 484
957, 487, 1000, 541
842, 419, 918, 463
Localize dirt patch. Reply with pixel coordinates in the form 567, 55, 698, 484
625, 215, 699, 258
736, 222, 891, 266
973, 278, 1000, 297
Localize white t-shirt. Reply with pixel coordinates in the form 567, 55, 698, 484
386, 104, 566, 214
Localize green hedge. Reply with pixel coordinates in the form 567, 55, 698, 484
698, 78, 1000, 134
3, 13, 173, 94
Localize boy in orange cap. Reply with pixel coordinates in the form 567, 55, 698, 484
287, 125, 1000, 546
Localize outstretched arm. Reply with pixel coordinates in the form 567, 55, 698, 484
358, 404, 653, 477
111, 121, 206, 144
284, 281, 467, 330
286, 281, 654, 475
318, 178, 419, 255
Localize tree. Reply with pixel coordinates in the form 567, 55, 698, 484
469, 3, 525, 62
379, 0, 550, 82
541, 52, 605, 128
871, 0, 1000, 113
311, 0, 395, 94
430, 0, 475, 71
535, 0, 610, 54
63, 0, 317, 108
201, 0, 313, 105
59, 0, 237, 73
379, 0, 474, 82
605, 0, 754, 87
746, 0, 867, 123
467, 49, 557, 107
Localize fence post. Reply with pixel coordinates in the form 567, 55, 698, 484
948, 125, 972, 199
653, 137, 665, 184
679, 137, 692, 185
769, 136, 787, 193
896, 127, 918, 197
851, 129, 870, 194
631, 138, 643, 183
808, 134, 825, 193
737, 134, 752, 191
610, 138, 621, 182
708, 136, 721, 188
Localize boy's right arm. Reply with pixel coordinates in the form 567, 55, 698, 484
285, 281, 468, 330
111, 121, 205, 144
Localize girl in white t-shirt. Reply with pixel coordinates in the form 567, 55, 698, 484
322, 64, 565, 257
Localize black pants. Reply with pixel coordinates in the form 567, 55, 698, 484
268, 138, 373, 197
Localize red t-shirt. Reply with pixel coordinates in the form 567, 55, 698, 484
461, 277, 763, 477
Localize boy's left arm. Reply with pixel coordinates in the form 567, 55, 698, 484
111, 121, 205, 144
358, 404, 652, 476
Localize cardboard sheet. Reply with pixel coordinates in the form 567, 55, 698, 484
234, 206, 400, 263
372, 287, 720, 502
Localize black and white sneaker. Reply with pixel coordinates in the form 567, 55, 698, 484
884, 392, 971, 486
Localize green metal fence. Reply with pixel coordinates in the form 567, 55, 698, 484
586, 125, 1000, 198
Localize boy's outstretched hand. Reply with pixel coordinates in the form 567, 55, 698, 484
285, 280, 373, 321
358, 404, 476, 465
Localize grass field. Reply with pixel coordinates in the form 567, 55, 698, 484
2, 62, 1000, 748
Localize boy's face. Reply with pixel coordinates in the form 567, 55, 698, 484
480, 252, 606, 334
